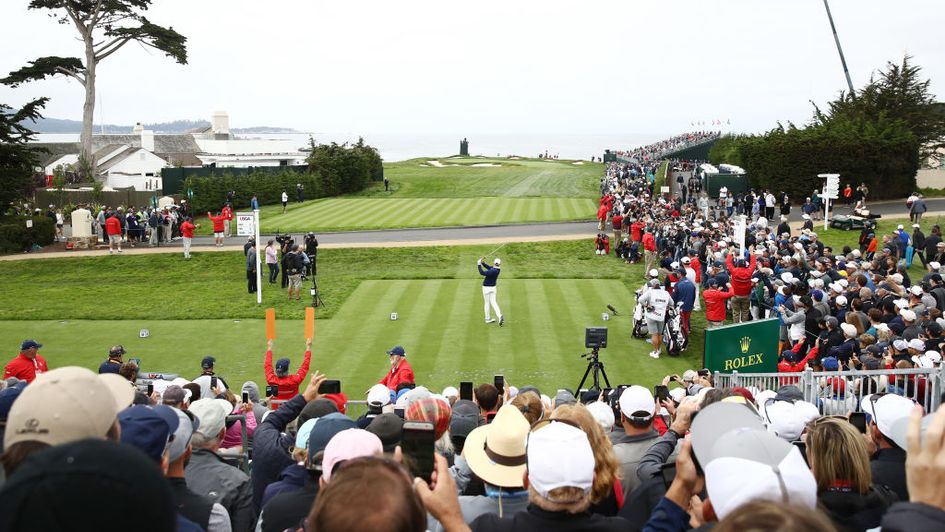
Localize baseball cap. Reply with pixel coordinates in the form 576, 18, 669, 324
682, 369, 699, 382
442, 386, 459, 399
200, 356, 215, 369
893, 339, 909, 352
449, 400, 481, 452
835, 295, 848, 307
911, 285, 924, 296
861, 393, 916, 447
367, 383, 392, 407
0, 381, 27, 422
188, 398, 232, 439
162, 385, 188, 405
308, 412, 357, 463
821, 357, 840, 371
274, 358, 290, 377
0, 439, 176, 531
527, 422, 595, 500
901, 309, 917, 322
762, 400, 820, 441
20, 339, 42, 350
774, 386, 804, 402
840, 323, 857, 338
321, 428, 383, 482
168, 409, 199, 463
585, 401, 615, 432
386, 345, 406, 357
704, 428, 817, 519
908, 338, 926, 351
554, 389, 577, 407
406, 398, 451, 440
299, 398, 339, 426
366, 413, 404, 453
618, 385, 656, 419
4, 367, 132, 449
118, 404, 180, 463
463, 405, 529, 487
494, 258, 501, 266
691, 401, 765, 468
295, 418, 319, 449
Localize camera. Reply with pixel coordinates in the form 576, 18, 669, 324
275, 233, 294, 249
585, 327, 608, 349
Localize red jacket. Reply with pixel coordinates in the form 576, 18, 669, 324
642, 232, 656, 252
612, 215, 623, 231
631, 221, 644, 242
726, 253, 756, 297
597, 205, 608, 221
3, 353, 48, 383
703, 287, 734, 322
264, 348, 312, 402
207, 213, 226, 232
222, 205, 234, 221
778, 346, 818, 386
380, 359, 415, 391
690, 258, 702, 282
181, 220, 195, 238
105, 216, 121, 236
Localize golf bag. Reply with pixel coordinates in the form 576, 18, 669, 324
632, 289, 649, 339
663, 302, 689, 356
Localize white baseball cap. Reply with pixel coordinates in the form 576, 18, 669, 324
763, 400, 820, 441
441, 386, 459, 399
930, 261, 942, 269
908, 338, 926, 351
494, 258, 501, 266
188, 398, 233, 438
367, 384, 392, 407
618, 385, 655, 419
585, 401, 615, 432
840, 323, 857, 338
527, 422, 595, 499
910, 285, 924, 296
648, 269, 659, 278
835, 295, 848, 307
901, 309, 917, 322
861, 394, 916, 448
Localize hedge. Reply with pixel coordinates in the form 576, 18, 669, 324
0, 216, 55, 254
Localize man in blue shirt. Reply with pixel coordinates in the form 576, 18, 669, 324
478, 257, 504, 326
672, 273, 696, 336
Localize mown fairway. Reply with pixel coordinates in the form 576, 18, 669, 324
0, 241, 704, 395
251, 156, 602, 233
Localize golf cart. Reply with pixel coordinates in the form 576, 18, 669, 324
830, 213, 878, 231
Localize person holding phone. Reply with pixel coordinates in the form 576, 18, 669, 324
264, 338, 312, 404
379, 345, 415, 392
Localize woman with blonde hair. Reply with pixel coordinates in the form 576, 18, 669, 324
510, 392, 543, 425
805, 417, 897, 530
550, 404, 624, 515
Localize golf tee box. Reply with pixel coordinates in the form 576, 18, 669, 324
265, 308, 276, 340
305, 307, 315, 340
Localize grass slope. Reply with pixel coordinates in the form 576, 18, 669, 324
225, 157, 602, 233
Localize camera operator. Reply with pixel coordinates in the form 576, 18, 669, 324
277, 234, 294, 289
284, 245, 306, 301
304, 232, 319, 277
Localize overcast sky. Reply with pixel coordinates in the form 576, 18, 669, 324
1, 0, 942, 136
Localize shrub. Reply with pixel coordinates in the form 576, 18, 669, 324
0, 216, 55, 254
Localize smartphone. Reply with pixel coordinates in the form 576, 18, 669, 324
659, 463, 677, 490
698, 369, 710, 378
394, 408, 405, 418
265, 384, 279, 397
401, 421, 436, 483
319, 379, 341, 395
460, 381, 473, 401
210, 376, 218, 389
602, 387, 614, 402
612, 385, 630, 406
486, 412, 497, 423
849, 412, 867, 434
654, 385, 670, 403
147, 383, 154, 395
242, 391, 249, 404
493, 375, 504, 391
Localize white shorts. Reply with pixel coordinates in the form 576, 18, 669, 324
214, 232, 224, 238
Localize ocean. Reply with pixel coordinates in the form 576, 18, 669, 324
34, 132, 665, 162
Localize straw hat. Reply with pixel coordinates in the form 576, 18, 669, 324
462, 404, 529, 488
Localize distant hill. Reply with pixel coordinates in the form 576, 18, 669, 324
27, 117, 301, 134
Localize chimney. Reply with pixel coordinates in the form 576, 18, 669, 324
141, 130, 155, 152
211, 111, 230, 136
133, 122, 143, 135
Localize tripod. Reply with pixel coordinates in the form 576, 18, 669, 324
310, 276, 325, 308
577, 347, 611, 392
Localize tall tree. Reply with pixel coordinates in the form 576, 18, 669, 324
0, 97, 49, 210
1, 1, 187, 171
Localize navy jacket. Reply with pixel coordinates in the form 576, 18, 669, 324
478, 264, 501, 287
251, 394, 307, 512
672, 278, 696, 311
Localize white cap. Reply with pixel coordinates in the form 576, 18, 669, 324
893, 339, 909, 351
925, 351, 942, 364
913, 223, 921, 228
681, 256, 691, 264
901, 309, 917, 322
671, 261, 679, 269
189, 398, 233, 438
840, 323, 857, 338
891, 273, 904, 284
618, 385, 655, 419
861, 394, 915, 448
780, 272, 794, 283
494, 258, 501, 266
527, 422, 595, 499
367, 384, 392, 407
908, 338, 926, 351
585, 401, 615, 432
913, 355, 934, 369
898, 224, 904, 230
648, 269, 659, 278
836, 295, 848, 307
441, 386, 459, 399
910, 285, 924, 296
704, 431, 817, 519
764, 400, 820, 441
894, 299, 910, 310
837, 279, 849, 288
930, 262, 941, 270
802, 214, 810, 220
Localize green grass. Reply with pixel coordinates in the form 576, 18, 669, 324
192, 157, 603, 234
0, 241, 706, 394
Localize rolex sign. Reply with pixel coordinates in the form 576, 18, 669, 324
703, 318, 779, 373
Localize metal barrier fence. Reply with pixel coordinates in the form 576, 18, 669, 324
345, 400, 369, 420
714, 367, 944, 414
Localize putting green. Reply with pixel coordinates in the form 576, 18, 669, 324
0, 279, 703, 397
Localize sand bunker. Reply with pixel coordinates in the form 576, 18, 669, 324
572, 161, 584, 165
470, 163, 500, 167
426, 160, 445, 167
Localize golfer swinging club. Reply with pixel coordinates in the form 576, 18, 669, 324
478, 256, 504, 326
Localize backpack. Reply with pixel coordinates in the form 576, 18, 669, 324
286, 252, 305, 275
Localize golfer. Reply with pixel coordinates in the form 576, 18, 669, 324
638, 278, 671, 359
478, 257, 504, 326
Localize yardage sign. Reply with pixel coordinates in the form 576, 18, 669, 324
236, 212, 256, 236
